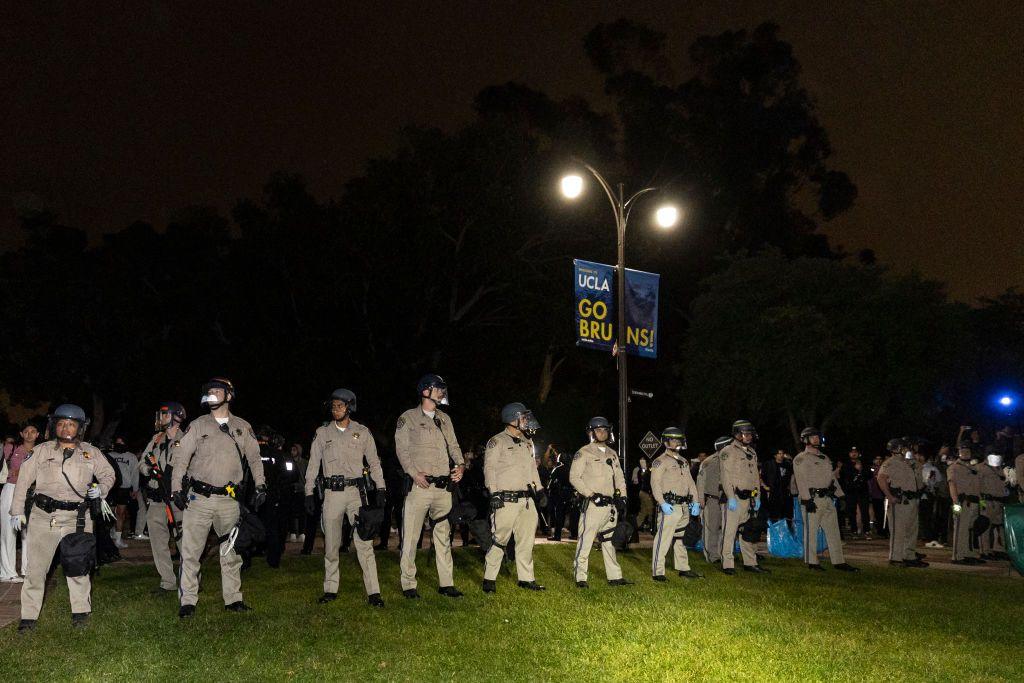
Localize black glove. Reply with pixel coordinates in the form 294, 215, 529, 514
590, 494, 607, 506
253, 484, 268, 510
803, 499, 817, 513
172, 490, 189, 510
535, 489, 549, 509
490, 495, 504, 512
376, 489, 388, 509
304, 494, 316, 516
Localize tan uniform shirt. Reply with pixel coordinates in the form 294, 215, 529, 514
947, 459, 981, 498
394, 408, 464, 477
305, 420, 384, 495
11, 440, 116, 513
650, 453, 697, 505
696, 453, 722, 499
878, 455, 919, 493
139, 431, 179, 475
978, 464, 1007, 499
569, 442, 625, 498
483, 431, 541, 493
169, 414, 265, 493
793, 449, 844, 500
719, 439, 759, 498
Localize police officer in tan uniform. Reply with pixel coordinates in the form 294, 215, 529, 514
138, 401, 187, 594
947, 444, 984, 565
570, 417, 631, 588
719, 420, 768, 575
171, 378, 267, 617
481, 403, 546, 593
697, 436, 730, 564
876, 438, 927, 567
650, 427, 702, 581
978, 453, 1008, 558
394, 374, 465, 599
9, 404, 116, 631
793, 428, 858, 572
306, 388, 386, 607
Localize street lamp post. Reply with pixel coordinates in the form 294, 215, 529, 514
561, 163, 678, 485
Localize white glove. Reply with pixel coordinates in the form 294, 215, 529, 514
10, 515, 25, 531
952, 503, 962, 514
86, 485, 102, 500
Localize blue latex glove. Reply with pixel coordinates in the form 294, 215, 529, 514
689, 502, 701, 516
660, 502, 674, 515
753, 496, 761, 511
727, 498, 739, 512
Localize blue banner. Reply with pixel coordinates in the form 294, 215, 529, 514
574, 259, 659, 359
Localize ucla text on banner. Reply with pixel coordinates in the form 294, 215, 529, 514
574, 259, 659, 359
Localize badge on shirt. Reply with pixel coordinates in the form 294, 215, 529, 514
82, 451, 91, 460
353, 432, 360, 441
236, 428, 244, 436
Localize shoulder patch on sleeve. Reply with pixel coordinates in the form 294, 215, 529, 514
486, 437, 497, 449
573, 451, 583, 461
397, 416, 406, 429
651, 459, 661, 468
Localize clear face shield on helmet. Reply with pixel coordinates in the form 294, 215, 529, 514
589, 425, 615, 444
515, 411, 541, 438
201, 387, 228, 409
986, 454, 1003, 468
330, 399, 352, 422
425, 383, 449, 406
664, 437, 687, 453
155, 410, 173, 432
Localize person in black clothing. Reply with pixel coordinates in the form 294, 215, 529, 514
761, 449, 793, 521
867, 455, 888, 539
839, 447, 871, 536
247, 427, 287, 569
545, 447, 571, 541
375, 451, 405, 550
458, 448, 487, 545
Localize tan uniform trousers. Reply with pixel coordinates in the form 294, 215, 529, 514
572, 502, 622, 582
484, 499, 538, 582
702, 495, 723, 563
21, 508, 93, 619
886, 500, 919, 561
651, 506, 690, 576
400, 485, 454, 590
721, 498, 758, 569
323, 488, 380, 595
951, 501, 979, 560
802, 497, 845, 565
178, 493, 242, 607
980, 501, 1005, 553
146, 499, 180, 590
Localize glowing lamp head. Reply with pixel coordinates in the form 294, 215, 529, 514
999, 395, 1013, 407
655, 205, 679, 228
560, 174, 584, 199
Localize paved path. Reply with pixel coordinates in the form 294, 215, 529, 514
2, 533, 1017, 628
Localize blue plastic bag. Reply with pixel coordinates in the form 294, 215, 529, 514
787, 496, 829, 555
767, 519, 802, 558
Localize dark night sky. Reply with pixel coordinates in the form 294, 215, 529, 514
2, 2, 1021, 301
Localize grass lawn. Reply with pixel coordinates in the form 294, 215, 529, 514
1, 545, 1021, 681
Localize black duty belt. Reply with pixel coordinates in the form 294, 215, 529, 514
810, 485, 837, 497
496, 490, 530, 503
189, 480, 232, 497
735, 488, 756, 500
326, 476, 364, 491
957, 494, 980, 504
981, 494, 1008, 503
890, 487, 921, 502
34, 493, 84, 513
664, 492, 692, 505
425, 475, 451, 489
